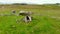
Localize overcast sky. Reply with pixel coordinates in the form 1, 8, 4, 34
0, 0, 60, 4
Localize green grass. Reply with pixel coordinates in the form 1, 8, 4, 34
0, 5, 60, 34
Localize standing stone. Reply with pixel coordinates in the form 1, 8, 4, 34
24, 16, 32, 22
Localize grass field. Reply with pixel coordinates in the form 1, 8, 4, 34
0, 5, 60, 34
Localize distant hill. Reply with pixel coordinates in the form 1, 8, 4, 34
11, 3, 28, 5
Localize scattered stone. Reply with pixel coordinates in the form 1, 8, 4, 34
11, 10, 16, 15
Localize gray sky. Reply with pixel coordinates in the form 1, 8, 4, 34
0, 0, 60, 4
